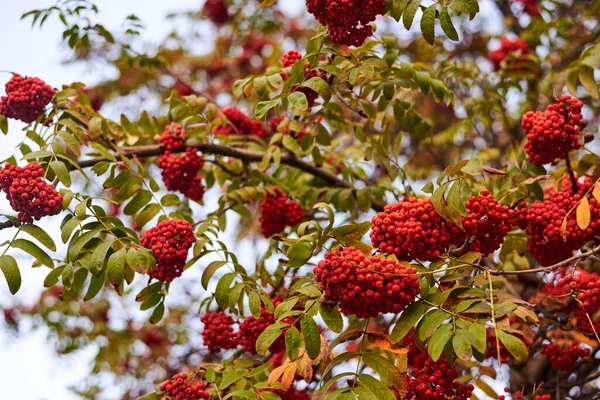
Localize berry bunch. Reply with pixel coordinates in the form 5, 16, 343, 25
488, 37, 529, 72
238, 306, 292, 354
511, 0, 540, 16
140, 219, 196, 282
541, 342, 590, 371
463, 190, 515, 256
0, 162, 62, 223
403, 357, 474, 400
525, 188, 599, 266
200, 312, 237, 353
259, 188, 305, 238
203, 0, 229, 25
370, 198, 464, 261
213, 106, 267, 137
522, 95, 585, 165
160, 373, 210, 400
554, 272, 600, 333
280, 50, 321, 107
157, 123, 206, 202
314, 247, 420, 318
305, 0, 385, 46
0, 74, 55, 123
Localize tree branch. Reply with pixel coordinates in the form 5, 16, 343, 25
494, 0, 524, 35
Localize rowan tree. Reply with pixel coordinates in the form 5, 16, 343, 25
1, 0, 600, 399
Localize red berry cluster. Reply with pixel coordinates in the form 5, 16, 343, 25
200, 311, 237, 353
463, 190, 515, 256
280, 50, 320, 107
203, 0, 229, 25
160, 373, 210, 400
238, 306, 293, 354
0, 74, 55, 123
314, 247, 420, 318
488, 37, 529, 72
140, 219, 196, 282
213, 106, 267, 137
158, 123, 206, 202
524, 187, 599, 266
552, 271, 600, 334
0, 162, 62, 223
306, 0, 385, 46
511, 0, 540, 16
259, 188, 305, 238
541, 341, 590, 371
370, 198, 464, 261
402, 357, 474, 400
522, 95, 585, 165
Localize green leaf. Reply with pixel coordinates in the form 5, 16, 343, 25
319, 302, 344, 333
107, 248, 126, 288
390, 301, 426, 343
50, 160, 72, 187
44, 266, 64, 287
11, 238, 53, 267
20, 224, 56, 251
215, 272, 236, 307
301, 316, 321, 359
256, 322, 287, 355
0, 114, 7, 134
201, 260, 227, 290
288, 91, 308, 111
255, 99, 280, 120
150, 302, 165, 324
136, 203, 161, 228
89, 241, 113, 277
579, 65, 599, 100
420, 5, 437, 45
453, 329, 473, 360
302, 77, 331, 102
416, 309, 450, 341
440, 7, 459, 41
287, 241, 314, 268
362, 352, 405, 387
89, 142, 116, 162
285, 326, 301, 360
468, 323, 486, 354
160, 194, 181, 207
124, 190, 153, 215
331, 221, 371, 240
84, 269, 105, 301
359, 374, 396, 400
428, 323, 453, 361
497, 330, 528, 362
403, 0, 421, 29
0, 255, 20, 294
249, 290, 262, 319
450, 0, 479, 13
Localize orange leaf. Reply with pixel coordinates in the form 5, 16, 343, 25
268, 362, 293, 386
594, 184, 600, 202
561, 216, 568, 236
300, 352, 313, 382
281, 362, 296, 391
577, 196, 591, 230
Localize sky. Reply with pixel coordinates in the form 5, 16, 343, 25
0, 1, 507, 399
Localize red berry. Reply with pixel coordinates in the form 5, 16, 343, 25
213, 106, 267, 137
200, 311, 237, 353
541, 341, 590, 371
203, 0, 229, 25
259, 188, 305, 238
510, 0, 540, 16
402, 357, 473, 400
488, 37, 529, 72
160, 372, 210, 400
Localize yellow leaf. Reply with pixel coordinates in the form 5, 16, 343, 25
593, 184, 600, 202
475, 378, 498, 398
577, 196, 591, 230
561, 217, 568, 236
268, 362, 292, 386
281, 362, 296, 391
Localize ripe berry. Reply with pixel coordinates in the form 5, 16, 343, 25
306, 0, 385, 46
160, 373, 210, 400
203, 0, 229, 25
200, 311, 237, 353
522, 95, 585, 165
403, 357, 474, 400
511, 0, 540, 16
259, 188, 305, 238
280, 50, 323, 107
140, 219, 196, 282
213, 106, 267, 137
370, 198, 464, 261
541, 341, 590, 371
0, 162, 62, 223
488, 37, 529, 72
157, 123, 206, 202
463, 190, 515, 256
0, 74, 55, 123
314, 247, 420, 318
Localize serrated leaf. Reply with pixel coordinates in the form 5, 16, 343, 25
160, 194, 181, 207
20, 224, 56, 251
440, 7, 459, 41
403, 0, 421, 30
124, 191, 153, 216
452, 329, 473, 360
89, 241, 113, 276
359, 374, 396, 400
450, 0, 479, 13
288, 91, 308, 111
579, 65, 599, 100
416, 309, 450, 341
420, 5, 437, 45
319, 302, 344, 333
285, 326, 301, 360
11, 238, 53, 268
287, 241, 314, 269
0, 255, 20, 294
577, 196, 591, 230
249, 290, 262, 318
150, 302, 165, 324
136, 203, 161, 228
390, 301, 426, 343
496, 330, 528, 362
255, 99, 280, 120
331, 221, 370, 240
50, 160, 72, 187
202, 261, 227, 290
301, 316, 321, 359
256, 322, 287, 355
107, 248, 126, 287
302, 77, 331, 102
215, 272, 236, 307
428, 323, 453, 361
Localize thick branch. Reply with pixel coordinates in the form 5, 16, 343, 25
78, 141, 385, 212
